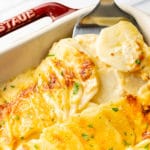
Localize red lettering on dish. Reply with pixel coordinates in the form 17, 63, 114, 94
0, 9, 36, 34
12, 17, 21, 27
18, 13, 27, 22
4, 20, 12, 29
0, 24, 6, 32
26, 9, 36, 19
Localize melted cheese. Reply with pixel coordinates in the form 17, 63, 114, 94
96, 21, 145, 72
75, 21, 149, 103
0, 38, 98, 149
17, 97, 149, 150
0, 21, 150, 150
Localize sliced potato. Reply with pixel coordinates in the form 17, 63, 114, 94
96, 21, 144, 72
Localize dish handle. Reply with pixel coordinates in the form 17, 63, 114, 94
0, 2, 77, 37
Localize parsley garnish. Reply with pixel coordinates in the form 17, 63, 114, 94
20, 136, 24, 140
47, 54, 55, 57
135, 59, 141, 65
73, 82, 80, 94
34, 144, 38, 149
0, 121, 5, 128
88, 124, 94, 128
10, 85, 15, 88
124, 132, 127, 136
123, 140, 130, 147
81, 133, 94, 141
146, 123, 149, 130
91, 135, 94, 138
90, 144, 93, 147
112, 107, 119, 112
144, 143, 150, 150
3, 86, 6, 91
4, 100, 7, 103
15, 115, 20, 120
61, 71, 63, 76
81, 133, 89, 141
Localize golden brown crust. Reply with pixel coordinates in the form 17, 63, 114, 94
80, 59, 94, 81
1, 21, 150, 149
0, 38, 98, 149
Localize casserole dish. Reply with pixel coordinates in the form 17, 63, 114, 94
0, 1, 150, 150
0, 5, 94, 83
0, 1, 149, 83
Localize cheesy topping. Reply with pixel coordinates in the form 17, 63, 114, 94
0, 21, 150, 150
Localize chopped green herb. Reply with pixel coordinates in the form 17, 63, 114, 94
20, 136, 24, 140
81, 133, 94, 141
34, 144, 38, 149
4, 100, 7, 103
90, 135, 94, 139
3, 86, 6, 91
144, 143, 150, 150
0, 121, 5, 128
47, 54, 55, 57
15, 115, 20, 120
141, 65, 145, 69
61, 71, 64, 76
124, 132, 127, 136
29, 126, 34, 129
130, 133, 133, 136
88, 124, 94, 128
73, 82, 80, 94
10, 85, 15, 88
135, 59, 141, 65
81, 133, 89, 141
108, 147, 113, 150
112, 107, 119, 112
146, 123, 149, 130
89, 144, 93, 147
123, 140, 130, 147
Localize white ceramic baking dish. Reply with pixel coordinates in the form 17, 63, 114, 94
0, 1, 149, 83
0, 4, 95, 83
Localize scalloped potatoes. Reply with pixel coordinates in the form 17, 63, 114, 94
0, 21, 150, 150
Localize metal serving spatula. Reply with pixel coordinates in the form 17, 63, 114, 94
73, 0, 138, 37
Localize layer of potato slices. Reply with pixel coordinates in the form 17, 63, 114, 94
17, 96, 150, 150
0, 39, 98, 149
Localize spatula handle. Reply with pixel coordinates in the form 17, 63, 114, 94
0, 2, 77, 37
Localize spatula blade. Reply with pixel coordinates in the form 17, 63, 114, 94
73, 24, 104, 37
